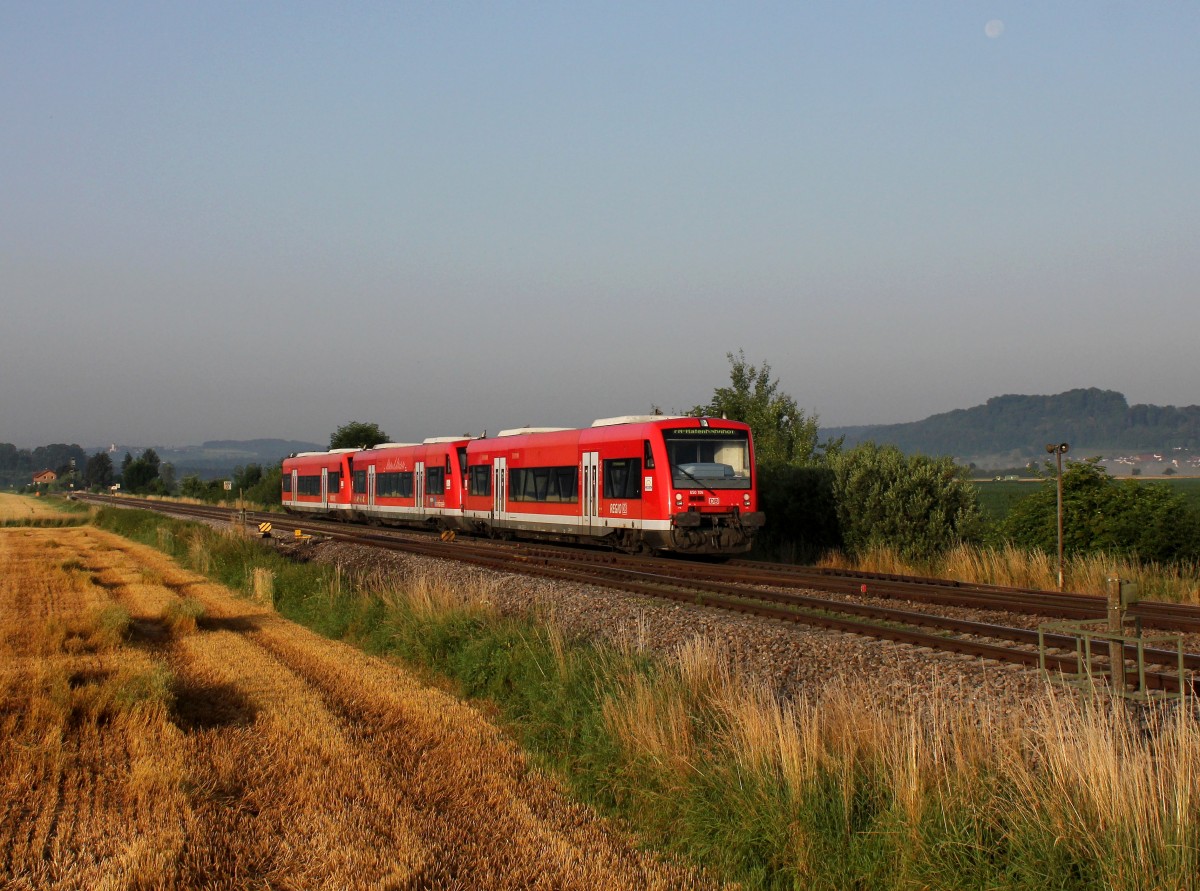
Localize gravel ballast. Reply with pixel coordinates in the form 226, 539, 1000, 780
280, 536, 1055, 718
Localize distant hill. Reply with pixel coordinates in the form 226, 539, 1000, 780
187, 439, 322, 459
823, 389, 1200, 470
119, 439, 322, 479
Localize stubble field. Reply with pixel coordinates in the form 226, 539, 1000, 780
0, 525, 714, 889
0, 493, 88, 526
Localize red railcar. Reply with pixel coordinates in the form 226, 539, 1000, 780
461, 415, 763, 555
282, 416, 763, 556
281, 448, 357, 517
348, 438, 471, 527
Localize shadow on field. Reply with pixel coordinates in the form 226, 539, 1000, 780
171, 679, 258, 731
197, 615, 265, 634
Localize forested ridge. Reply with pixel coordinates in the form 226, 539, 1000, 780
824, 389, 1200, 460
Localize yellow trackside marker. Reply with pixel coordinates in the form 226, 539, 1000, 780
440, 529, 456, 542
259, 522, 273, 534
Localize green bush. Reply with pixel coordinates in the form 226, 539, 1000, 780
1000, 461, 1200, 563
753, 464, 842, 562
828, 442, 985, 562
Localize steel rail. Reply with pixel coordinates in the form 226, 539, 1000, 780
78, 494, 1198, 693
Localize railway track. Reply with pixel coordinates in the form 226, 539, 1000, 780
78, 494, 1200, 695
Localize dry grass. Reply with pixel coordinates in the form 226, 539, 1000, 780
251, 566, 275, 608
0, 527, 716, 889
600, 632, 1200, 887
382, 566, 501, 621
820, 542, 1200, 603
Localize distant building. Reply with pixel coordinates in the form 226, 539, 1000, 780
32, 469, 57, 484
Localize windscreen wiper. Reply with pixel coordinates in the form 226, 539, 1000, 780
673, 465, 716, 495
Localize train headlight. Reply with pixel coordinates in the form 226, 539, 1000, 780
743, 494, 750, 506
674, 493, 683, 506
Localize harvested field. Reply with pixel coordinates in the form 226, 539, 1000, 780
0, 527, 717, 889
0, 493, 84, 525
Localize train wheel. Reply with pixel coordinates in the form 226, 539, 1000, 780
616, 530, 647, 555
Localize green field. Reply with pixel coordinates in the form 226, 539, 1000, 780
972, 479, 1041, 521
973, 476, 1200, 522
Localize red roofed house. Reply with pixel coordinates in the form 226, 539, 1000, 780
33, 469, 57, 485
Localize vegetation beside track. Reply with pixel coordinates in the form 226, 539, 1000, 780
89, 505, 1200, 890
818, 541, 1200, 605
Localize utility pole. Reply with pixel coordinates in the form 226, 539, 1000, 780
1045, 442, 1070, 591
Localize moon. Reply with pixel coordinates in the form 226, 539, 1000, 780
985, 19, 1005, 38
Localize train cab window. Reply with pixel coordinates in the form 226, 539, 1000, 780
662, 428, 752, 490
282, 475, 292, 493
603, 458, 642, 500
643, 439, 655, 469
469, 465, 491, 497
352, 470, 367, 494
426, 466, 446, 494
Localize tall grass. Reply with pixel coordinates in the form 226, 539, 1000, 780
252, 567, 275, 607
92, 505, 1200, 890
822, 542, 1200, 604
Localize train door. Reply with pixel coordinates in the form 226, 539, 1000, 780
290, 469, 298, 506
492, 457, 508, 525
582, 451, 599, 533
320, 467, 329, 509
415, 462, 425, 519
367, 465, 376, 507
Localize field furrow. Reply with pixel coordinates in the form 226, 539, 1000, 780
0, 526, 714, 889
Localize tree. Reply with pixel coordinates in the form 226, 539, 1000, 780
121, 449, 162, 494
1000, 461, 1199, 563
232, 463, 264, 492
32, 444, 86, 476
122, 459, 157, 494
244, 464, 283, 507
330, 421, 389, 450
828, 442, 985, 563
158, 462, 177, 495
179, 474, 209, 500
83, 452, 114, 489
753, 463, 842, 562
142, 448, 161, 476
694, 351, 824, 467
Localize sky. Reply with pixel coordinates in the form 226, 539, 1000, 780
3, 2, 1198, 450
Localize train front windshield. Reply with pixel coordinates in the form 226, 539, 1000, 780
662, 428, 752, 490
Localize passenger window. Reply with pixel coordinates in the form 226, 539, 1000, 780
469, 465, 491, 496
602, 458, 642, 500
